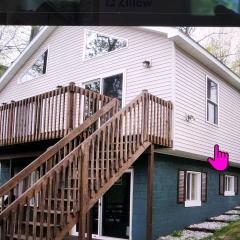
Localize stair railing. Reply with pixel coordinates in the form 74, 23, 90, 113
0, 97, 119, 212
0, 91, 172, 240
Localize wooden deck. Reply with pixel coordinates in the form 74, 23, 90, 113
0, 89, 173, 240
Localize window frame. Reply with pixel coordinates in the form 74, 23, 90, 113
224, 175, 235, 196
18, 48, 49, 84
82, 70, 126, 107
206, 76, 219, 126
185, 171, 202, 207
83, 28, 128, 61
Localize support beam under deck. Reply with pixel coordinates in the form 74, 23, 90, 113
146, 144, 154, 240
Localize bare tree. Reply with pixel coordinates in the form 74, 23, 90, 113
0, 26, 42, 76
177, 27, 195, 37
191, 28, 240, 75
231, 46, 240, 76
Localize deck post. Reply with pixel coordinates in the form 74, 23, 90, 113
142, 90, 149, 142
9, 159, 15, 204
67, 82, 76, 132
79, 144, 90, 240
8, 101, 15, 145
146, 144, 154, 240
86, 209, 93, 240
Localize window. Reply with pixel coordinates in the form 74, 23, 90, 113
185, 171, 202, 207
19, 49, 48, 83
84, 73, 124, 106
206, 77, 218, 125
224, 175, 235, 196
177, 170, 207, 207
84, 30, 127, 60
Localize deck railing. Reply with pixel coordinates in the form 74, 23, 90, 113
0, 91, 172, 240
0, 83, 112, 146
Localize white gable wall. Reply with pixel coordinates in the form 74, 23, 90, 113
0, 27, 174, 106
174, 47, 240, 165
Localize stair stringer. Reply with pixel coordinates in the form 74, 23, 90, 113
55, 141, 151, 239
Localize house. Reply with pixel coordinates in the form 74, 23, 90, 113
0, 26, 240, 240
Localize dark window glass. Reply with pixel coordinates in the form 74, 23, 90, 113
20, 49, 48, 83
85, 79, 100, 93
207, 78, 218, 125
103, 74, 123, 106
85, 31, 127, 59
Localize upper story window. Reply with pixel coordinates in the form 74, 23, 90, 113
19, 49, 48, 83
206, 77, 218, 125
84, 30, 128, 60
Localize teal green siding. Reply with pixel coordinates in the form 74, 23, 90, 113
0, 161, 10, 186
132, 153, 240, 240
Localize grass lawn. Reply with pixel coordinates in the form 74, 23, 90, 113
204, 221, 240, 240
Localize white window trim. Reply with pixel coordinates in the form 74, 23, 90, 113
18, 47, 49, 84
82, 69, 127, 108
224, 175, 235, 196
82, 28, 129, 62
205, 75, 219, 127
185, 171, 202, 208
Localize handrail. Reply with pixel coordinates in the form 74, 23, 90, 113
0, 91, 172, 240
0, 82, 112, 146
0, 98, 119, 211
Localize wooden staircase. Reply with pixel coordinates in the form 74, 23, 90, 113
0, 90, 172, 240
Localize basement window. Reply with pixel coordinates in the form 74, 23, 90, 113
19, 49, 48, 83
84, 30, 128, 60
185, 171, 202, 207
224, 175, 235, 196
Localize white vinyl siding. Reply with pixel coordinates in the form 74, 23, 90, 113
0, 27, 174, 106
174, 47, 240, 165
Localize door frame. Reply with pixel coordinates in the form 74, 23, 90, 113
71, 169, 134, 239
92, 168, 134, 240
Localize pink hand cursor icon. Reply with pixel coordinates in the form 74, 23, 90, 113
208, 144, 229, 171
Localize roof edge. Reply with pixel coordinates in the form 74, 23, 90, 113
140, 27, 240, 91
0, 26, 57, 93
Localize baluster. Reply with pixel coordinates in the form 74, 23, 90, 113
111, 119, 116, 176
62, 87, 66, 136
17, 203, 23, 239
115, 117, 120, 171
24, 197, 31, 239
47, 177, 53, 239
90, 139, 95, 198
95, 134, 100, 192
39, 183, 46, 239
100, 130, 105, 187
106, 125, 110, 181
124, 111, 128, 162
54, 171, 60, 236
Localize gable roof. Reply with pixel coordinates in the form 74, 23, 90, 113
141, 27, 240, 91
1, 26, 240, 93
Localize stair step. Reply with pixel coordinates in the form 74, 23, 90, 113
36, 209, 67, 214
22, 221, 61, 227
6, 234, 46, 240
